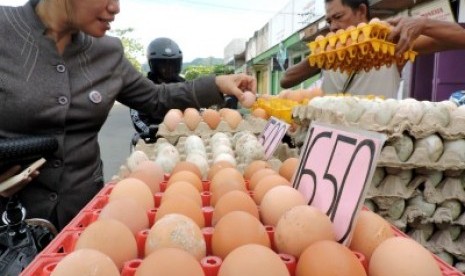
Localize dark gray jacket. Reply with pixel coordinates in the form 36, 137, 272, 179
0, 0, 224, 230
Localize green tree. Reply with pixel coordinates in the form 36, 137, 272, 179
183, 64, 234, 81
110, 28, 144, 72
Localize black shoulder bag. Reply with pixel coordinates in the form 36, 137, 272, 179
0, 136, 59, 275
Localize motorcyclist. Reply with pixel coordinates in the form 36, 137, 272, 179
129, 37, 185, 146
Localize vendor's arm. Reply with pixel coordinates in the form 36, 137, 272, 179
280, 59, 321, 89
116, 49, 256, 119
388, 17, 465, 55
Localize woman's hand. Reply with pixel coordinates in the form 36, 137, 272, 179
215, 74, 257, 101
0, 165, 39, 197
387, 17, 426, 56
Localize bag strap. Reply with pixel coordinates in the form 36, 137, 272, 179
342, 71, 358, 94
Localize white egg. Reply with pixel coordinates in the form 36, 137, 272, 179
126, 151, 149, 172
185, 135, 206, 155
155, 156, 177, 173
186, 153, 209, 180
157, 144, 180, 163
213, 153, 237, 167
212, 144, 234, 158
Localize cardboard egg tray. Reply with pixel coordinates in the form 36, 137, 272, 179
252, 98, 302, 124
364, 164, 465, 272
22, 178, 463, 276
307, 22, 417, 73
157, 116, 268, 144
126, 134, 299, 178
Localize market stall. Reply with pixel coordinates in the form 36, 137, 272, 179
21, 18, 465, 276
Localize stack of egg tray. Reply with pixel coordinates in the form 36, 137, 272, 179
252, 98, 302, 124
307, 21, 417, 73
21, 180, 462, 276
291, 96, 465, 272
156, 114, 268, 144
117, 134, 300, 180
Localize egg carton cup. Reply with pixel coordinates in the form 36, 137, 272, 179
308, 21, 392, 55
156, 116, 268, 144
366, 166, 465, 275
309, 39, 416, 73
253, 98, 300, 124
307, 21, 417, 73
114, 134, 298, 180
292, 98, 465, 141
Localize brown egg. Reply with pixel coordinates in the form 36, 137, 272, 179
287, 90, 304, 102
110, 178, 154, 210
135, 248, 204, 276
74, 219, 138, 269
163, 109, 183, 131
253, 174, 291, 205
51, 249, 119, 276
243, 160, 271, 180
278, 90, 290, 98
249, 168, 278, 190
202, 109, 222, 129
171, 161, 202, 179
129, 160, 164, 194
167, 171, 203, 192
210, 168, 245, 192
162, 181, 202, 206
218, 244, 289, 276
218, 108, 231, 117
145, 214, 206, 260
260, 186, 306, 226
296, 240, 367, 276
156, 195, 205, 228
275, 205, 336, 258
222, 109, 242, 129
212, 190, 259, 226
240, 91, 256, 108
279, 157, 299, 182
98, 198, 149, 236
369, 237, 441, 276
207, 161, 235, 181
183, 108, 202, 130
210, 168, 247, 206
211, 178, 248, 206
252, 108, 268, 119
349, 210, 394, 262
212, 211, 270, 259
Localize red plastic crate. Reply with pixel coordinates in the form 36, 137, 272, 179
41, 230, 81, 255
20, 255, 64, 276
23, 184, 465, 276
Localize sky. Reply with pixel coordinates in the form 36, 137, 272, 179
0, 0, 292, 62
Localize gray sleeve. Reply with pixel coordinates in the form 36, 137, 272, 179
115, 53, 224, 118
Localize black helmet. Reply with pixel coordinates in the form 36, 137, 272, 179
147, 38, 183, 83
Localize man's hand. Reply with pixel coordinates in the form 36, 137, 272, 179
215, 74, 257, 101
0, 165, 39, 197
387, 17, 426, 56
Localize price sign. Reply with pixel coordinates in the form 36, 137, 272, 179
258, 116, 290, 160
292, 122, 386, 245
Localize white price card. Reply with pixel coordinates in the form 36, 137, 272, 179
258, 116, 290, 160
292, 122, 386, 245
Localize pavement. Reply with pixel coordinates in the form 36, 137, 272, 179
98, 103, 134, 182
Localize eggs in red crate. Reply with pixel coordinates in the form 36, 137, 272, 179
98, 198, 149, 236
74, 219, 137, 269
218, 244, 289, 276
136, 248, 204, 276
296, 240, 367, 276
369, 237, 442, 276
145, 214, 206, 260
49, 248, 120, 276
